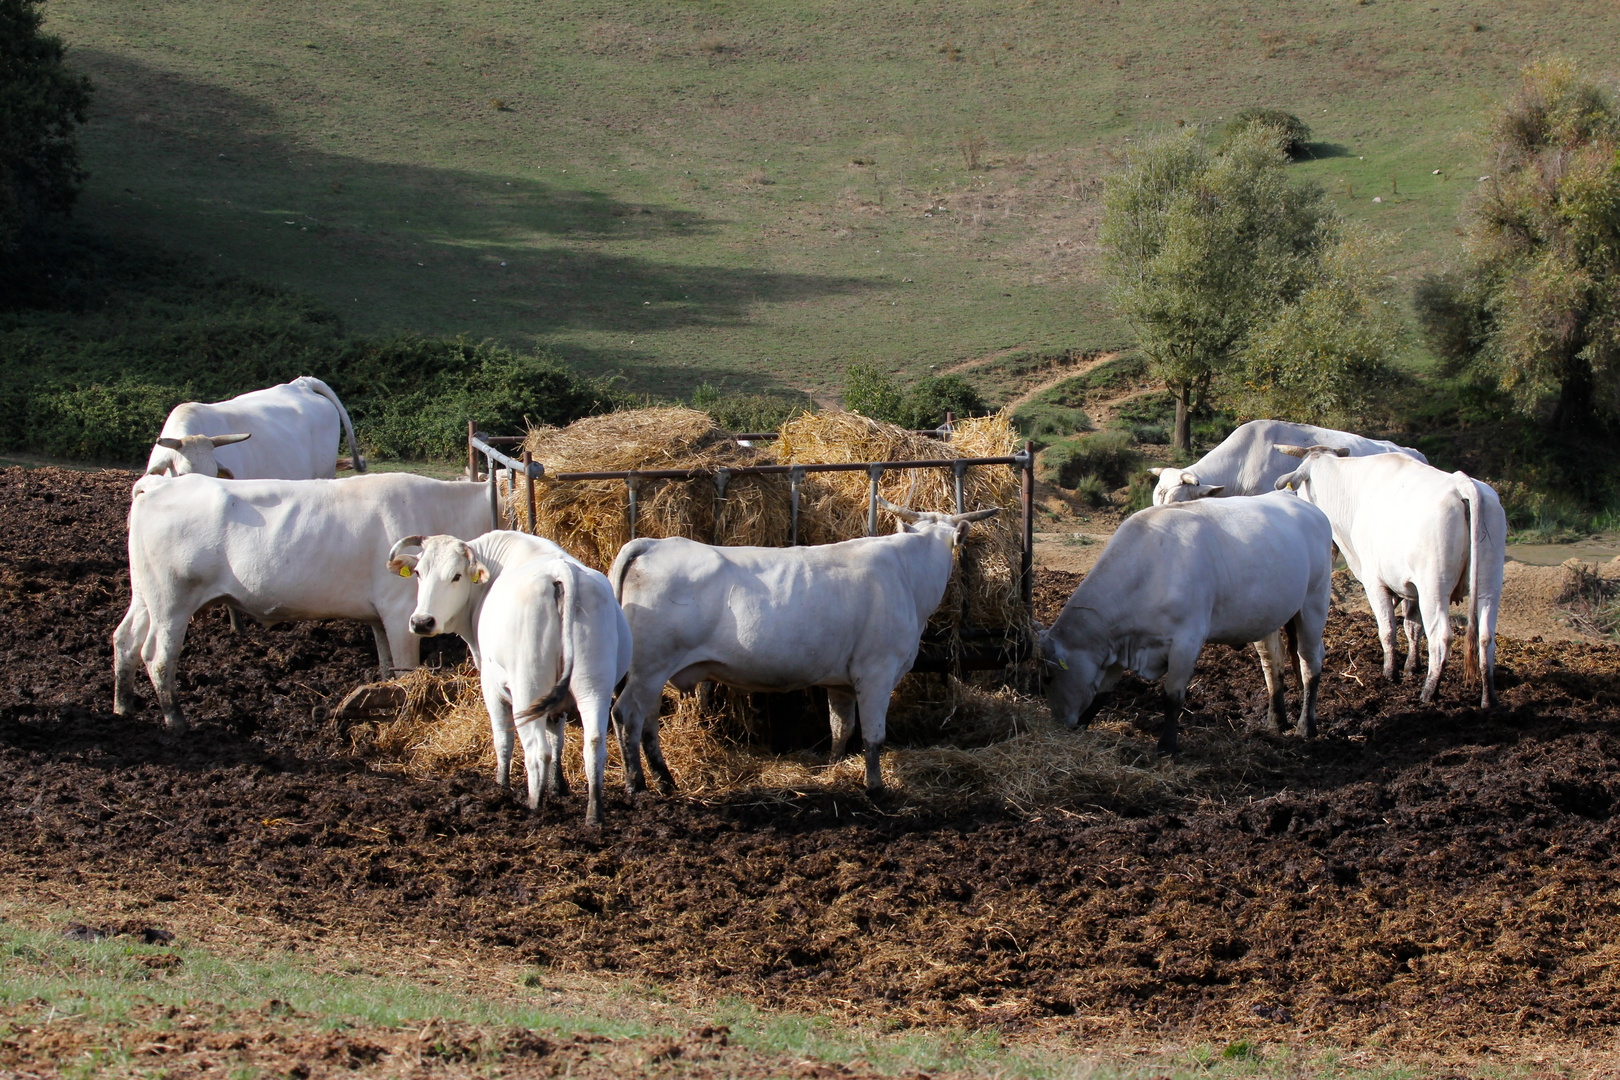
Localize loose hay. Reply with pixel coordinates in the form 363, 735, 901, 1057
351, 668, 1266, 815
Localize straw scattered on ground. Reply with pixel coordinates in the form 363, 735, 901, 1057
348, 668, 1282, 816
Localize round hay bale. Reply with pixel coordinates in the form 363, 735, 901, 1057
516, 408, 791, 570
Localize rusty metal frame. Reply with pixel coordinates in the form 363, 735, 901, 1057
466, 419, 1036, 670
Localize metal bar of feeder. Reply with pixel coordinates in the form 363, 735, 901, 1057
523, 449, 536, 533
952, 460, 968, 514
866, 464, 883, 536
1020, 440, 1034, 608
467, 420, 478, 481
626, 475, 639, 539
487, 450, 501, 530
713, 469, 731, 543
789, 466, 804, 546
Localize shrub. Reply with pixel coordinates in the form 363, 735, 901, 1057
1012, 401, 1090, 450
842, 364, 989, 428
1219, 108, 1313, 158
1072, 473, 1109, 507
1038, 430, 1141, 489
0, 0, 93, 250
1124, 472, 1157, 512
1127, 422, 1169, 445
690, 384, 810, 432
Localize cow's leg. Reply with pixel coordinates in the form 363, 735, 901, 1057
368, 623, 396, 682
379, 615, 421, 679
1292, 613, 1325, 739
514, 716, 549, 814
142, 612, 191, 735
613, 701, 648, 794
1477, 593, 1499, 709
227, 606, 247, 635
576, 696, 612, 827
1252, 632, 1289, 734
827, 688, 859, 762
852, 679, 897, 794
1365, 584, 1400, 681
1418, 589, 1452, 704
1401, 598, 1422, 679
113, 597, 151, 717
544, 715, 569, 797
482, 668, 516, 793
640, 713, 676, 796
1157, 645, 1200, 756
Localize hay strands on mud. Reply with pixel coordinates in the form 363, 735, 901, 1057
465, 408, 1040, 672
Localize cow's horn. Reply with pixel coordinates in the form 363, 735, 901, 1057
877, 497, 921, 522
1275, 444, 1311, 458
1148, 467, 1166, 477
387, 535, 428, 564
953, 507, 1000, 523
209, 432, 251, 447
156, 437, 184, 450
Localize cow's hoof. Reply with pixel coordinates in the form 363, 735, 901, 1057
654, 778, 676, 797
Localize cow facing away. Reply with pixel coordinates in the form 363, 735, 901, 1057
1151, 419, 1426, 505
389, 532, 632, 825
1273, 448, 1505, 707
1041, 490, 1333, 752
609, 502, 998, 795
144, 377, 366, 480
115, 473, 495, 733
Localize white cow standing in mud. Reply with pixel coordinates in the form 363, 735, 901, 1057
1041, 490, 1334, 751
389, 532, 631, 825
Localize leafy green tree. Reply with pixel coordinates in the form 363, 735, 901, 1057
1100, 127, 1330, 452
1237, 227, 1408, 426
842, 363, 988, 429
1417, 59, 1620, 432
0, 0, 93, 250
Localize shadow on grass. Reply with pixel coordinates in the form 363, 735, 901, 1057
1300, 141, 1354, 160
69, 50, 883, 360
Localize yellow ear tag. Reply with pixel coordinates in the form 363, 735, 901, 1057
1058, 659, 1069, 670
399, 566, 411, 578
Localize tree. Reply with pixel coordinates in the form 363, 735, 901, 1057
1237, 226, 1408, 426
1100, 126, 1330, 452
1417, 59, 1620, 432
0, 0, 93, 251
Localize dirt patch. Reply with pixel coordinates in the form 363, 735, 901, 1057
3, 467, 1620, 1062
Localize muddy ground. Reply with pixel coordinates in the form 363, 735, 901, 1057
3, 467, 1619, 1062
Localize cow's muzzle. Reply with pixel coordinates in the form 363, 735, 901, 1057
409, 614, 436, 635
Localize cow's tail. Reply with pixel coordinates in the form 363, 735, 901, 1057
1454, 471, 1486, 688
608, 537, 659, 604
516, 562, 578, 727
298, 376, 366, 473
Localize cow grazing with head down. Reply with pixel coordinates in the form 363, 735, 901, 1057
115, 473, 495, 733
608, 501, 998, 795
144, 377, 365, 481
1151, 419, 1425, 505
1273, 448, 1505, 707
389, 531, 632, 825
1041, 489, 1333, 752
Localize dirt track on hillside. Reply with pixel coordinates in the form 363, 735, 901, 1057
3, 467, 1620, 1061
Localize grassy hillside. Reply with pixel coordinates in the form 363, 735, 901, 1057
40, 0, 1620, 400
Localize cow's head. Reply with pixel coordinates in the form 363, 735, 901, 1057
388, 534, 489, 637
1271, 444, 1349, 499
1148, 467, 1223, 504
1038, 627, 1112, 730
878, 498, 999, 547
145, 432, 251, 479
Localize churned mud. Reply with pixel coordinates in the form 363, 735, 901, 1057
3, 467, 1619, 1061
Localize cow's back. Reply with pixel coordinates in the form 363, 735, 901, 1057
1067, 493, 1331, 646
1187, 420, 1425, 497
155, 381, 342, 480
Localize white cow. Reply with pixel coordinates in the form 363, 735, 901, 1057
1041, 490, 1333, 752
1273, 448, 1505, 707
1151, 420, 1426, 505
115, 473, 496, 733
388, 531, 632, 825
144, 377, 365, 480
609, 502, 998, 795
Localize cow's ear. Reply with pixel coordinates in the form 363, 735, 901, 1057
1274, 469, 1304, 491
1197, 484, 1223, 497
387, 555, 418, 576
215, 466, 235, 480
470, 558, 490, 584
1332, 446, 1350, 457
156, 437, 183, 450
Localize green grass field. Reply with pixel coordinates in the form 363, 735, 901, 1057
41, 0, 1620, 401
